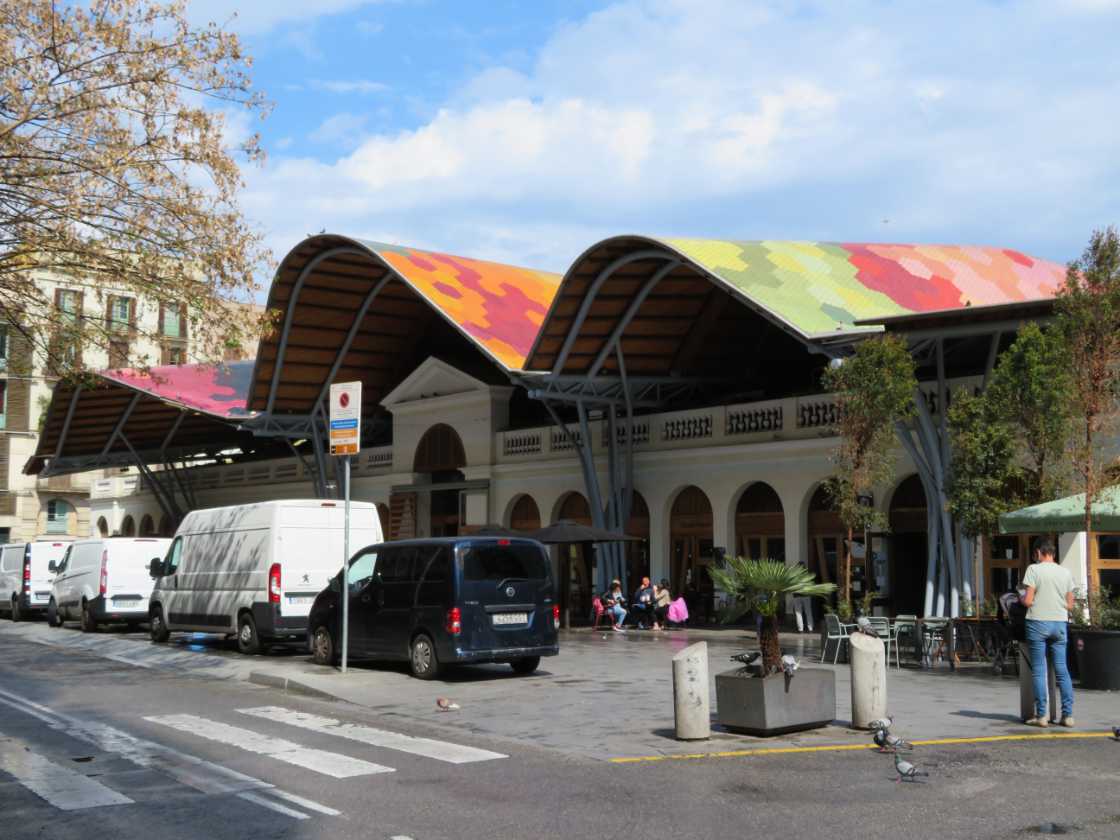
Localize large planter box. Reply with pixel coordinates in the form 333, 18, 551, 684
715, 667, 836, 736
1072, 628, 1120, 691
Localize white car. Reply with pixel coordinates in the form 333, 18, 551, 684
48, 537, 171, 631
1, 541, 70, 621
149, 499, 382, 654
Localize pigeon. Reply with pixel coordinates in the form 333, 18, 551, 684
867, 716, 894, 732
874, 729, 913, 752
780, 654, 799, 676
435, 698, 460, 712
731, 651, 762, 665
855, 616, 879, 637
1112, 726, 1120, 741
894, 753, 929, 783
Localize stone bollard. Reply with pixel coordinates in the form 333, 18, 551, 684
672, 641, 710, 740
1018, 649, 1058, 723
849, 632, 888, 729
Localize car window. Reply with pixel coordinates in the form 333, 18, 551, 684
462, 542, 549, 582
164, 537, 183, 574
416, 546, 451, 607
378, 548, 415, 584
56, 546, 71, 574
347, 549, 378, 589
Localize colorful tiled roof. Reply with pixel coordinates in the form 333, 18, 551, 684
102, 361, 254, 419
658, 239, 1067, 338
361, 240, 562, 370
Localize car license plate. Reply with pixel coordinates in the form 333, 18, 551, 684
492, 612, 528, 626
114, 599, 140, 607
287, 596, 314, 606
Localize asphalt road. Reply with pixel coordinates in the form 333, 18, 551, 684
2, 634, 1119, 840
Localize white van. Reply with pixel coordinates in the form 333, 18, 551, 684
149, 499, 382, 654
1, 541, 70, 621
48, 537, 171, 631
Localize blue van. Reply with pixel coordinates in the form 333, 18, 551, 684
307, 537, 559, 678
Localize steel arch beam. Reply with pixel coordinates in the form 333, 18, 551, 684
585, 259, 679, 379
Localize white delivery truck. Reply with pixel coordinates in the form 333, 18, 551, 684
1, 541, 71, 621
148, 499, 382, 654
48, 537, 171, 631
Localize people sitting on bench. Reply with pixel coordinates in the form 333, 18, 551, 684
604, 579, 627, 631
653, 578, 672, 630
631, 576, 656, 628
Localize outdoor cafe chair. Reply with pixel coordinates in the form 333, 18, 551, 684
821, 613, 851, 664
892, 615, 919, 666
867, 616, 899, 668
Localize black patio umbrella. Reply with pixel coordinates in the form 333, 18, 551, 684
528, 520, 643, 545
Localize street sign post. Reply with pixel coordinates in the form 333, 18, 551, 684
329, 382, 361, 674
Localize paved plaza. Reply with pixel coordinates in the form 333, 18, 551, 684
3, 621, 1115, 761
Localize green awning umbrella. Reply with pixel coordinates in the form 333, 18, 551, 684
999, 485, 1120, 534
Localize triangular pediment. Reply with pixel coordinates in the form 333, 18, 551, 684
380, 357, 493, 408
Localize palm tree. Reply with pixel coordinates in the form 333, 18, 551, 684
710, 557, 837, 674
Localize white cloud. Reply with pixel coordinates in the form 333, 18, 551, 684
187, 0, 394, 34
242, 0, 1120, 269
311, 79, 390, 95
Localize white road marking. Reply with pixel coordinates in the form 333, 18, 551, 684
144, 714, 394, 778
237, 791, 309, 820
0, 735, 133, 811
240, 706, 508, 764
103, 653, 154, 669
264, 788, 342, 816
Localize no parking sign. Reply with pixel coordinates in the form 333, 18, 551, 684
329, 382, 361, 455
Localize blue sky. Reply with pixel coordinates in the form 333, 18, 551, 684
195, 0, 1120, 272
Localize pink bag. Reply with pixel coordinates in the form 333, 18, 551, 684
667, 597, 689, 624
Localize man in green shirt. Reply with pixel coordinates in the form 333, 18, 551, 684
1021, 539, 1076, 728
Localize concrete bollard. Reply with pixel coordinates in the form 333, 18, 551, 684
849, 632, 888, 729
672, 641, 710, 740
1018, 649, 1058, 723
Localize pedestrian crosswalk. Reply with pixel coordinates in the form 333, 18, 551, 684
0, 687, 508, 823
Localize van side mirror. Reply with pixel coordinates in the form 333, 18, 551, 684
149, 558, 163, 578
48, 561, 58, 573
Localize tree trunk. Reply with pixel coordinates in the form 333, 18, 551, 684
1085, 419, 1096, 621
761, 613, 782, 673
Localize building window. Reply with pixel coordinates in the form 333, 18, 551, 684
106, 295, 134, 334
108, 338, 129, 369
46, 499, 73, 535
160, 302, 186, 340
51, 288, 84, 371
57, 289, 82, 322
162, 344, 187, 366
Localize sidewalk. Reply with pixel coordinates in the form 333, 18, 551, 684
3, 621, 1114, 761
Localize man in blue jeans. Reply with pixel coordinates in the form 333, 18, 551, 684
1021, 539, 1076, 728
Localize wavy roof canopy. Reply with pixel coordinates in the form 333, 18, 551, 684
250, 235, 561, 414
102, 361, 254, 419
526, 236, 1067, 375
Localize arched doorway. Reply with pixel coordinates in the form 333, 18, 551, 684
734, 483, 785, 562
96, 517, 109, 537
508, 494, 541, 531
555, 491, 592, 625
670, 486, 714, 624
624, 492, 650, 594
120, 515, 136, 537
413, 424, 466, 537
889, 475, 928, 616
139, 514, 155, 536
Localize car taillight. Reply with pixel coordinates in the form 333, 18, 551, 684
446, 606, 461, 635
269, 563, 281, 604
22, 558, 30, 592
99, 550, 108, 596
552, 604, 560, 630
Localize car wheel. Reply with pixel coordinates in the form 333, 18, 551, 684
11, 596, 23, 622
409, 633, 440, 680
80, 601, 98, 633
150, 606, 170, 643
47, 599, 61, 628
237, 613, 264, 655
311, 625, 338, 666
510, 656, 541, 675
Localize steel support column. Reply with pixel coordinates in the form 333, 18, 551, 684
53, 386, 83, 460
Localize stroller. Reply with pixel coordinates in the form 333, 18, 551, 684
989, 590, 1025, 676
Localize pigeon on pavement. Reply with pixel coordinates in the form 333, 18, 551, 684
1112, 726, 1120, 741
731, 651, 762, 665
874, 729, 913, 752
867, 716, 894, 733
894, 753, 929, 782
436, 698, 460, 712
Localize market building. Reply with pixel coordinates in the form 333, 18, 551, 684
27, 233, 1084, 621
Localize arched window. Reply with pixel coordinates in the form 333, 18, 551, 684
46, 499, 73, 535
120, 515, 135, 537
158, 515, 174, 537
139, 514, 155, 536
508, 495, 541, 531
413, 424, 466, 474
96, 517, 109, 537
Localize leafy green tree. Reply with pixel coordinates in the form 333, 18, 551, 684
710, 558, 836, 673
822, 334, 917, 604
1056, 226, 1120, 615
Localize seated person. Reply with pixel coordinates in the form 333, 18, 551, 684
631, 576, 656, 628
604, 579, 627, 631
653, 579, 672, 629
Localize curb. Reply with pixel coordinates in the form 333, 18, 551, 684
248, 671, 339, 702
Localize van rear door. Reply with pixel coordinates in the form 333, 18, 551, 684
457, 541, 555, 652
29, 543, 68, 606
105, 539, 168, 604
